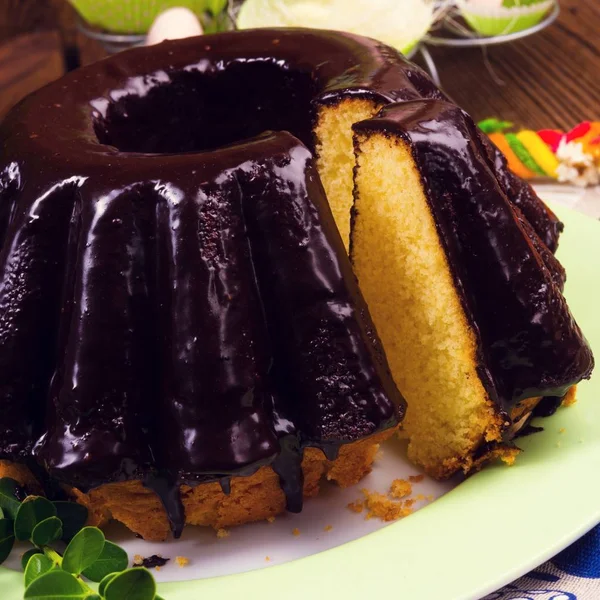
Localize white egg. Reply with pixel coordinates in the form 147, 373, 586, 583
146, 7, 204, 46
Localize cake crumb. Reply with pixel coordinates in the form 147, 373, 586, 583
403, 498, 416, 509
324, 524, 333, 532
175, 556, 189, 568
425, 494, 434, 502
361, 489, 412, 522
347, 500, 365, 513
267, 516, 275, 523
133, 554, 143, 566
216, 528, 230, 538
389, 479, 412, 499
265, 556, 271, 562
415, 494, 425, 501
559, 428, 566, 434
292, 528, 301, 536
155, 566, 161, 572
409, 474, 425, 483
562, 389, 577, 407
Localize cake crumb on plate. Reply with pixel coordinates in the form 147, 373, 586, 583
292, 528, 301, 536
347, 500, 365, 513
216, 528, 229, 538
389, 478, 412, 499
175, 556, 189, 567
324, 524, 333, 532
361, 489, 412, 522
408, 474, 425, 483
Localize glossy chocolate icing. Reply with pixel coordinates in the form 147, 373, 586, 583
0, 27, 570, 535
0, 28, 409, 533
352, 100, 594, 420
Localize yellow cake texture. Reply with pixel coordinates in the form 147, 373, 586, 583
314, 98, 382, 251
350, 131, 507, 478
348, 100, 592, 479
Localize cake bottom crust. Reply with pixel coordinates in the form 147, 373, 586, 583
0, 430, 393, 541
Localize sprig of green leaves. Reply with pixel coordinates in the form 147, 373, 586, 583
0, 478, 163, 600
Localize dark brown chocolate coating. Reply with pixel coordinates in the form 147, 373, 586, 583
352, 100, 594, 417
0, 28, 570, 534
0, 26, 413, 535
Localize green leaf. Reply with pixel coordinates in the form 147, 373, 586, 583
0, 478, 23, 519
478, 117, 514, 134
24, 569, 89, 599
53, 502, 88, 541
103, 568, 156, 600
21, 548, 43, 570
15, 497, 57, 542
81, 540, 128, 582
0, 517, 15, 564
62, 526, 105, 575
32, 516, 63, 546
24, 554, 56, 587
98, 573, 118, 597
155, 596, 166, 600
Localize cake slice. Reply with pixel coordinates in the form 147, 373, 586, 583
350, 100, 594, 478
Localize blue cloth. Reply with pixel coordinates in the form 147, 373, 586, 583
484, 524, 600, 599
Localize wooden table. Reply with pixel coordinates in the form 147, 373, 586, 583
0, 0, 597, 129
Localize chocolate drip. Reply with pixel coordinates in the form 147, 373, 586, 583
0, 179, 81, 460
353, 100, 594, 417
271, 437, 304, 513
35, 185, 154, 489
152, 169, 279, 480
219, 478, 231, 495
144, 473, 186, 539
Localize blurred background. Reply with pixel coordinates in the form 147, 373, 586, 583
0, 0, 596, 127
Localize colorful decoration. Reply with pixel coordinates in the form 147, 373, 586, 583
480, 118, 600, 187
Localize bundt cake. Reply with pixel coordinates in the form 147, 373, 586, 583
351, 100, 594, 478
0, 29, 421, 541
0, 27, 593, 539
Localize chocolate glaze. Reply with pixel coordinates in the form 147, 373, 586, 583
352, 100, 594, 423
0, 28, 570, 535
1, 29, 409, 534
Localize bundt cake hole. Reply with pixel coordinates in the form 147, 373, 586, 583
92, 62, 316, 154
91, 66, 384, 252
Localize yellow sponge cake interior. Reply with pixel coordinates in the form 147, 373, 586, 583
351, 130, 504, 478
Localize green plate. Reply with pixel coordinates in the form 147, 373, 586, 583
1, 202, 598, 599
